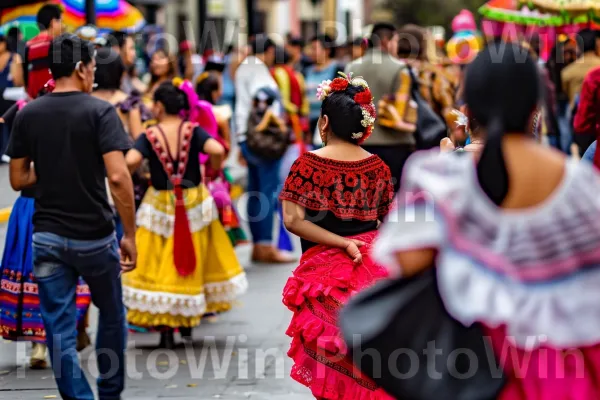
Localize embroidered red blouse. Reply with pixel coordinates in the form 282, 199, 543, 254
280, 152, 395, 251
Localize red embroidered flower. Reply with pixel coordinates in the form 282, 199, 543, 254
312, 170, 324, 186
323, 188, 331, 198
366, 190, 374, 202
293, 177, 303, 188
299, 165, 314, 179
354, 89, 373, 105
344, 191, 356, 206
330, 77, 349, 92
302, 181, 313, 193
360, 177, 369, 190
357, 198, 366, 208
336, 183, 344, 192
355, 190, 364, 200
333, 190, 342, 199
345, 173, 358, 187
323, 171, 336, 186
376, 179, 387, 191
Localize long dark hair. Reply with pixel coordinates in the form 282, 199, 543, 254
464, 41, 540, 205
154, 81, 189, 115
195, 72, 220, 105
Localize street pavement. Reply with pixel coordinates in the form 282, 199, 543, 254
0, 164, 19, 210
0, 163, 313, 400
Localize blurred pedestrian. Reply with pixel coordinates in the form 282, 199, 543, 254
123, 79, 247, 348
574, 63, 600, 165
346, 23, 413, 193
305, 34, 342, 142
285, 35, 309, 73
398, 24, 456, 127
110, 31, 146, 94
272, 47, 309, 143
281, 74, 394, 399
6, 33, 135, 400
196, 71, 248, 246
0, 80, 92, 371
350, 37, 367, 61
6, 26, 25, 60
560, 29, 600, 154
146, 48, 177, 98
236, 34, 293, 263
0, 34, 23, 108
24, 3, 62, 100
375, 41, 600, 400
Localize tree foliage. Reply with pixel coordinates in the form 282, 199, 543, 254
385, 0, 484, 34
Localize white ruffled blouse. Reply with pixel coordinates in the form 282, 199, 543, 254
373, 150, 600, 350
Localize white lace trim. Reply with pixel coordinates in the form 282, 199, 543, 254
437, 249, 600, 349
122, 286, 207, 317
205, 273, 249, 303
136, 196, 219, 238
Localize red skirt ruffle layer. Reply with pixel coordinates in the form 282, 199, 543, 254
282, 231, 394, 400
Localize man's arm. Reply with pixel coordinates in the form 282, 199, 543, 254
104, 151, 135, 237
9, 158, 36, 191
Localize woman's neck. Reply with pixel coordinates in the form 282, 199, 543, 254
93, 89, 117, 100
158, 115, 182, 125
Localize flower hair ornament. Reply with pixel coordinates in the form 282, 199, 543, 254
316, 72, 376, 144
172, 77, 201, 121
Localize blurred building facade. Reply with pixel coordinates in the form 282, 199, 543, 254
130, 0, 369, 51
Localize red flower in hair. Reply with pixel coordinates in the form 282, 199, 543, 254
354, 89, 373, 105
358, 126, 373, 145
330, 78, 349, 92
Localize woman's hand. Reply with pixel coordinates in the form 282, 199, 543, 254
345, 239, 366, 264
440, 137, 456, 152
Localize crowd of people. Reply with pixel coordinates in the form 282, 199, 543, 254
2, 2, 600, 400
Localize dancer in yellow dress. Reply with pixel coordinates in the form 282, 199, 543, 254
123, 79, 248, 348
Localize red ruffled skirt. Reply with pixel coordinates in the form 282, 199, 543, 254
282, 231, 394, 400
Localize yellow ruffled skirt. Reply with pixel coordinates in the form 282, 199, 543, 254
122, 185, 248, 328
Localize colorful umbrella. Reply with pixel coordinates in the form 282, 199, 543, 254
523, 0, 600, 14
517, 0, 600, 23
479, 0, 571, 26
1, 0, 145, 40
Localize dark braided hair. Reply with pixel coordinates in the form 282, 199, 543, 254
321, 84, 371, 145
154, 81, 190, 115
464, 41, 540, 206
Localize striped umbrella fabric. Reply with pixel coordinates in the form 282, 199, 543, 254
0, 0, 145, 40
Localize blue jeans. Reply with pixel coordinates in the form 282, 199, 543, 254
32, 232, 126, 400
582, 140, 597, 164
558, 100, 573, 154
241, 142, 282, 244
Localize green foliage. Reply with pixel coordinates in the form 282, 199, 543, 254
385, 0, 485, 35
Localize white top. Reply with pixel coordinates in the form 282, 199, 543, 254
373, 150, 600, 349
234, 55, 279, 142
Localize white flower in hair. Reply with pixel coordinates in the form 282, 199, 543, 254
451, 109, 468, 127
351, 77, 369, 88
316, 80, 332, 101
351, 132, 364, 139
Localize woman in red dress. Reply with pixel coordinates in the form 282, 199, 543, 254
280, 73, 395, 399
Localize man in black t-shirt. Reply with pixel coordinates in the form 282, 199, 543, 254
6, 33, 135, 400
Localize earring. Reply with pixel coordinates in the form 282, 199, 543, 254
319, 129, 327, 146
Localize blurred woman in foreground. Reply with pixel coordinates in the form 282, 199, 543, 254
375, 42, 600, 399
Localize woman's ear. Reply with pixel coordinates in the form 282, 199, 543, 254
320, 114, 330, 133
